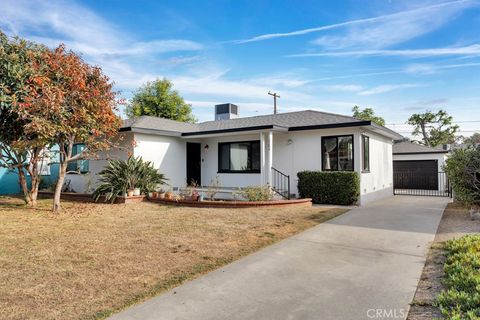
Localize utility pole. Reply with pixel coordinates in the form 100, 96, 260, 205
268, 91, 280, 114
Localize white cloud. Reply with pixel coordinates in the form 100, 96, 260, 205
324, 84, 364, 92
311, 0, 476, 50
359, 84, 420, 96
0, 0, 204, 93
0, 1, 203, 57
405, 61, 480, 74
230, 0, 477, 44
288, 44, 480, 58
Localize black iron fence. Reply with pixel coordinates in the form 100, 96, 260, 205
393, 171, 452, 197
271, 167, 290, 199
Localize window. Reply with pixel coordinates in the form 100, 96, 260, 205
362, 135, 370, 172
322, 135, 353, 171
38, 150, 51, 175
66, 144, 89, 173
27, 149, 51, 176
218, 141, 260, 173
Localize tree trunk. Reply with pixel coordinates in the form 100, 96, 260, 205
17, 169, 32, 205
30, 175, 39, 207
421, 123, 430, 147
52, 161, 68, 213
27, 149, 41, 207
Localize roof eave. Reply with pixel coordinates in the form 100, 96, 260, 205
393, 151, 449, 155
120, 126, 183, 137
288, 120, 372, 132
366, 123, 404, 140
181, 125, 288, 137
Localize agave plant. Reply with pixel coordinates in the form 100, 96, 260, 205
93, 156, 168, 203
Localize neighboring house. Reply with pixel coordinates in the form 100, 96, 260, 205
392, 141, 450, 194
68, 104, 402, 205
0, 151, 59, 195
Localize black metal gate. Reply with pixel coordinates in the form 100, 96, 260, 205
393, 171, 452, 197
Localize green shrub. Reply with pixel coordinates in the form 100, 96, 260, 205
93, 156, 168, 203
235, 185, 274, 201
435, 235, 480, 319
297, 171, 360, 205
444, 146, 480, 206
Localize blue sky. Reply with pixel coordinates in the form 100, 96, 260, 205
1, 0, 479, 136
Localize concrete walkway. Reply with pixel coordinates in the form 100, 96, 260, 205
110, 196, 450, 320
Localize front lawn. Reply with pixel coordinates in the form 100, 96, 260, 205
0, 197, 347, 320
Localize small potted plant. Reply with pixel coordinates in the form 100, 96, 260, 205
191, 190, 200, 201
165, 190, 174, 200
158, 189, 166, 199
127, 189, 134, 197
133, 187, 141, 196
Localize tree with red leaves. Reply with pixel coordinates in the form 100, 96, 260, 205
0, 31, 50, 206
18, 45, 121, 212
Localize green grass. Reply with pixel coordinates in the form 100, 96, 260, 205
435, 235, 480, 320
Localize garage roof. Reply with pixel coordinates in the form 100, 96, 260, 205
393, 141, 448, 155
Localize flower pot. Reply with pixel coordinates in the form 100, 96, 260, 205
152, 191, 158, 198
191, 195, 199, 201
148, 192, 153, 198
159, 192, 166, 199
165, 192, 174, 200
127, 189, 134, 197
133, 188, 141, 196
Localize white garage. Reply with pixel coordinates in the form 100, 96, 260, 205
392, 141, 450, 197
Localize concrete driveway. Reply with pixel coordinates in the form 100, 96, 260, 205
110, 196, 450, 320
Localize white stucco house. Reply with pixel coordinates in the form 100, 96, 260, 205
66, 104, 402, 205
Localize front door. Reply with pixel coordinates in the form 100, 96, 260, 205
186, 142, 201, 186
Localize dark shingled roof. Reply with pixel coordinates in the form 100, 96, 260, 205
122, 116, 198, 133
393, 141, 448, 154
121, 110, 402, 139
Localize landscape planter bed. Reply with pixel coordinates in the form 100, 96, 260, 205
148, 197, 312, 208
38, 191, 146, 204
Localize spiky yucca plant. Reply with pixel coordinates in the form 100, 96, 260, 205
93, 156, 167, 203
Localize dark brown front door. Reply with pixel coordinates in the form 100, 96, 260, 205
186, 143, 201, 186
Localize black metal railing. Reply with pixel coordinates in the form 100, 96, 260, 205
393, 171, 452, 197
271, 167, 290, 199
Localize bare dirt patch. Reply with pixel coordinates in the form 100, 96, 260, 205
0, 196, 348, 320
407, 202, 480, 320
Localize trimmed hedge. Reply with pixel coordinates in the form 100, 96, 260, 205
435, 235, 480, 319
297, 171, 360, 205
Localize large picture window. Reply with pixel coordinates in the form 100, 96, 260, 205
362, 135, 370, 172
322, 135, 354, 171
218, 141, 260, 173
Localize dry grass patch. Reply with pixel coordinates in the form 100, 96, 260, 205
0, 197, 348, 320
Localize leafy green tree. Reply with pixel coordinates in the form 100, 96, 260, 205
407, 110, 459, 147
352, 106, 386, 126
444, 146, 480, 206
126, 78, 196, 123
463, 133, 480, 145
0, 31, 49, 206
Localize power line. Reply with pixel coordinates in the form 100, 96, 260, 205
395, 130, 480, 134
386, 120, 480, 125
